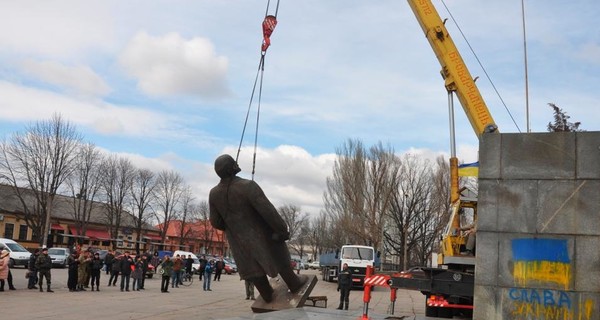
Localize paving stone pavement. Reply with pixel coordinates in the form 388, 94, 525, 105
1, 267, 426, 319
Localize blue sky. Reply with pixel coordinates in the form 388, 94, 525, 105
1, 1, 599, 216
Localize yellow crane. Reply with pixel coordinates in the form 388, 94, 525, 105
407, 0, 498, 264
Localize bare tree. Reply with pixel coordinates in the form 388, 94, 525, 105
195, 200, 215, 255
130, 168, 156, 255
0, 114, 82, 246
323, 139, 399, 252
99, 155, 135, 250
279, 204, 309, 259
65, 143, 103, 241
176, 186, 200, 248
306, 212, 328, 261
153, 170, 184, 245
384, 154, 450, 269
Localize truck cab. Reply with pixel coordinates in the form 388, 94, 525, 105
320, 245, 376, 287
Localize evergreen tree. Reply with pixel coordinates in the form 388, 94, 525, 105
547, 103, 583, 132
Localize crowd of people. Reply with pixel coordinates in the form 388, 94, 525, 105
1, 246, 241, 296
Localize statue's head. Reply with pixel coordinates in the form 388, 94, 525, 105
214, 154, 241, 178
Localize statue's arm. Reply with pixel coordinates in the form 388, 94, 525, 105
209, 194, 226, 231
250, 182, 289, 239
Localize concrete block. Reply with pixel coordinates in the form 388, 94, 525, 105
473, 285, 500, 320
497, 234, 575, 291
477, 179, 499, 232
251, 275, 318, 313
576, 131, 600, 179
500, 287, 600, 320
496, 180, 538, 233
573, 180, 600, 236
475, 231, 498, 286
537, 180, 582, 234
575, 236, 600, 292
500, 133, 576, 180
480, 133, 501, 179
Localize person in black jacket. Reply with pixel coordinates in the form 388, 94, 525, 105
139, 254, 149, 290
27, 249, 39, 289
103, 250, 115, 275
198, 255, 207, 281
109, 255, 121, 286
67, 252, 79, 292
337, 263, 352, 310
90, 252, 103, 291
119, 251, 134, 292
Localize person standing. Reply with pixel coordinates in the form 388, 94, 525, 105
103, 250, 115, 275
67, 252, 79, 292
77, 250, 91, 291
119, 251, 134, 292
160, 255, 173, 293
109, 255, 121, 286
337, 263, 353, 310
171, 254, 182, 288
198, 255, 207, 281
214, 257, 225, 281
203, 260, 214, 291
245, 279, 255, 300
90, 252, 103, 291
27, 249, 40, 289
0, 249, 9, 291
139, 255, 148, 290
185, 255, 194, 277
35, 247, 54, 292
131, 257, 143, 291
151, 251, 160, 274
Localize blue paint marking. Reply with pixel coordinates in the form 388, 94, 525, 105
511, 238, 570, 263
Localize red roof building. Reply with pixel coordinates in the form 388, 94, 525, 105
156, 220, 229, 257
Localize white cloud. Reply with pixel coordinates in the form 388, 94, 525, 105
0, 2, 115, 58
0, 81, 177, 138
20, 60, 110, 96
119, 32, 230, 99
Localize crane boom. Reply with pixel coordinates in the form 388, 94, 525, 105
407, 0, 498, 138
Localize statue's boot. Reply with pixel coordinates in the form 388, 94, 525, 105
280, 267, 308, 293
251, 276, 274, 303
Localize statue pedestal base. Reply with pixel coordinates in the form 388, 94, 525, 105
251, 274, 318, 313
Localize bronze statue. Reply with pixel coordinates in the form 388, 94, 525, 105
209, 154, 306, 302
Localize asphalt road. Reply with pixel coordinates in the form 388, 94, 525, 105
1, 266, 426, 319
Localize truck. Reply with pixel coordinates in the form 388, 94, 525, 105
386, 0, 500, 318
319, 244, 377, 287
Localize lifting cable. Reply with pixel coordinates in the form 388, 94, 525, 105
440, 0, 522, 133
236, 0, 280, 180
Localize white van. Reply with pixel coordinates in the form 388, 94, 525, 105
173, 250, 200, 274
0, 238, 32, 268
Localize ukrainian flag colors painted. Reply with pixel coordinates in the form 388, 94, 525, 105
458, 162, 479, 177
511, 238, 571, 289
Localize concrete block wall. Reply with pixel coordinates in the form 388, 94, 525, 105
474, 132, 600, 320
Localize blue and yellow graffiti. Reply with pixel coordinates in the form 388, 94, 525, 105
512, 238, 571, 289
508, 238, 596, 319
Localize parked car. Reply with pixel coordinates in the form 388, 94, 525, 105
223, 264, 236, 275
0, 238, 31, 268
47, 247, 71, 268
308, 261, 320, 270
223, 258, 237, 274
